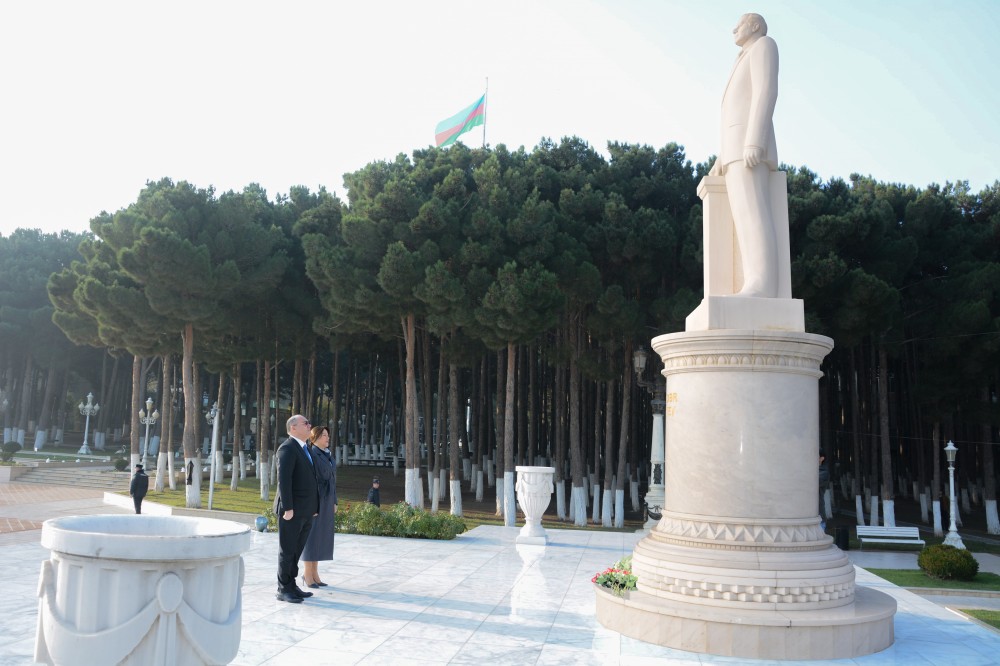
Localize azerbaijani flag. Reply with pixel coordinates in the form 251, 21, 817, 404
435, 93, 486, 148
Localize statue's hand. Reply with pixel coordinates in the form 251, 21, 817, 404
743, 145, 764, 167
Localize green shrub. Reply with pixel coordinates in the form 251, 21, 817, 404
918, 544, 979, 581
335, 501, 466, 540
1, 441, 21, 462
113, 458, 129, 472
263, 506, 278, 532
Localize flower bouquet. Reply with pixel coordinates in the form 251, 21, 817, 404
592, 555, 637, 597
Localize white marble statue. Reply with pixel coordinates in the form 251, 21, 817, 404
708, 12, 780, 298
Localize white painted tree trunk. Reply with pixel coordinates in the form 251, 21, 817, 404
601, 490, 613, 527
932, 500, 943, 536
591, 484, 600, 524
613, 488, 625, 528
504, 471, 516, 527
882, 499, 895, 527
986, 499, 1000, 535
567, 486, 575, 522
430, 477, 440, 513
855, 495, 865, 525
869, 495, 879, 527
239, 450, 247, 481
405, 467, 420, 507
823, 489, 833, 524
154, 451, 167, 492
571, 485, 587, 527
630, 480, 639, 511
956, 495, 963, 527
495, 482, 504, 517
475, 470, 484, 501
961, 488, 972, 514
486, 456, 495, 487
919, 493, 929, 523
556, 480, 567, 520
470, 464, 479, 490
167, 449, 176, 491
416, 474, 425, 508
440, 469, 448, 499
184, 456, 201, 508
462, 458, 471, 482
912, 481, 919, 503
450, 479, 463, 516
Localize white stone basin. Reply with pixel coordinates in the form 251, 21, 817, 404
41, 515, 251, 560
36, 515, 251, 666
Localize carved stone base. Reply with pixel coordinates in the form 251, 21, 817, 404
595, 583, 895, 660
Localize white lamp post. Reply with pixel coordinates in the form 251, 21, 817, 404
206, 402, 220, 510
138, 397, 160, 469
77, 393, 100, 455
943, 440, 966, 549
634, 347, 666, 528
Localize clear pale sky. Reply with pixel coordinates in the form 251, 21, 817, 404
1, 0, 997, 236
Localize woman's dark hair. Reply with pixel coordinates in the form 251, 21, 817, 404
309, 425, 330, 444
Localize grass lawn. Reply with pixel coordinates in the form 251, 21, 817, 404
136, 463, 645, 533
867, 568, 1000, 592
961, 609, 1000, 630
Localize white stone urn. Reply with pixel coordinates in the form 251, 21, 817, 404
515, 466, 555, 545
35, 515, 251, 666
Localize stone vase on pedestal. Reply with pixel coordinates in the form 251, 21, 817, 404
35, 515, 251, 666
515, 466, 555, 545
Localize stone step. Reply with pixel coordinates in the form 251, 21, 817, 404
16, 467, 131, 490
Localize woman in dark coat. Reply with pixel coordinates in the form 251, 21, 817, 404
302, 425, 336, 588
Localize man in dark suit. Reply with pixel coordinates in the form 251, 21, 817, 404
129, 463, 148, 514
274, 414, 319, 603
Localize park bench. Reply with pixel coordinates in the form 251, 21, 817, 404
856, 526, 925, 549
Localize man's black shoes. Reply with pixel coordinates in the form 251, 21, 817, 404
292, 585, 313, 598
275, 589, 303, 603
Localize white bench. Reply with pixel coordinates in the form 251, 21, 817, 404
856, 526, 925, 549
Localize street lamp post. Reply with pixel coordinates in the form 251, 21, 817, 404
138, 397, 160, 469
206, 402, 220, 510
633, 347, 666, 528
943, 440, 966, 549
77, 393, 100, 456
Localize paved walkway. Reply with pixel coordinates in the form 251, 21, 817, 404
2, 482, 1000, 664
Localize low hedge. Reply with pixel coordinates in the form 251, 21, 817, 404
1, 441, 21, 462
918, 544, 979, 581
336, 501, 467, 540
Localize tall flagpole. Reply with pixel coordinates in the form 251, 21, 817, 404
483, 77, 488, 148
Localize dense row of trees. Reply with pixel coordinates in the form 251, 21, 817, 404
1, 137, 998, 532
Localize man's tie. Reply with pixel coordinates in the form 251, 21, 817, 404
303, 445, 313, 465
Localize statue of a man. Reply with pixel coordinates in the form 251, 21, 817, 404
708, 13, 779, 298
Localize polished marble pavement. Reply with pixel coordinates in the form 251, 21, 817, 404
2, 499, 1000, 664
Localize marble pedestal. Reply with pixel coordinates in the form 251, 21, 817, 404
596, 329, 895, 659
515, 466, 554, 545
35, 515, 250, 666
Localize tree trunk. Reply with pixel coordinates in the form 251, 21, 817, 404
601, 377, 616, 527
403, 314, 420, 506
614, 343, 632, 527
449, 363, 462, 516
259, 359, 273, 502
503, 341, 517, 526
932, 421, 943, 536
181, 324, 200, 507
33, 359, 59, 450
568, 320, 586, 526
878, 345, 894, 526
983, 387, 999, 534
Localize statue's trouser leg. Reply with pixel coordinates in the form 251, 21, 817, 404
725, 163, 778, 297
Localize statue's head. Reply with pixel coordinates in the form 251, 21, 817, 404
734, 13, 767, 46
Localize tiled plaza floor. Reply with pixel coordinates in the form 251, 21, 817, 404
2, 484, 1000, 664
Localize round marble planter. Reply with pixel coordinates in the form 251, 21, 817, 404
35, 515, 251, 666
515, 466, 554, 545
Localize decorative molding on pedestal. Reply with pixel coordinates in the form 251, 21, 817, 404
652, 511, 828, 549
655, 330, 832, 378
